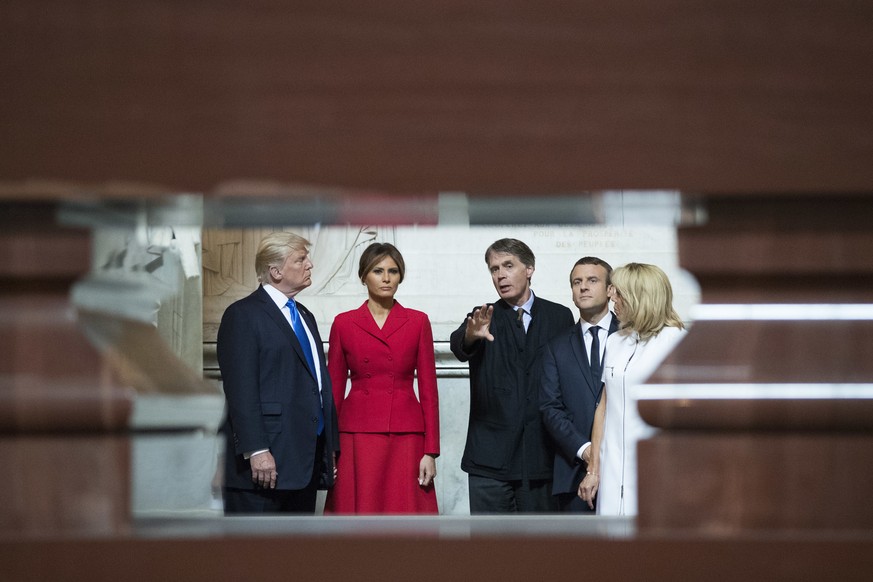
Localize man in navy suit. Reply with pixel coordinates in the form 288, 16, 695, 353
540, 256, 617, 512
217, 232, 338, 514
451, 238, 574, 513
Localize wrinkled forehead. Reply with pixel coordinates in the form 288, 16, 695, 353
487, 251, 523, 268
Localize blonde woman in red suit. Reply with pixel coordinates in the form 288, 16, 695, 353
325, 243, 440, 514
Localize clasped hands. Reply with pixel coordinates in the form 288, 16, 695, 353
578, 471, 599, 510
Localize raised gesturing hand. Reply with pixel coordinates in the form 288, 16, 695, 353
464, 304, 495, 345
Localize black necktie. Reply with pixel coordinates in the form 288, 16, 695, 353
589, 325, 602, 382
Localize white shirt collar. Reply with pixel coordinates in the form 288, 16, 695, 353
581, 310, 613, 334
516, 290, 536, 314
263, 284, 292, 310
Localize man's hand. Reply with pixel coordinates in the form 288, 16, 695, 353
250, 451, 278, 489
464, 304, 495, 346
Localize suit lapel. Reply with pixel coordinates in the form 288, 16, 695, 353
257, 286, 297, 347
256, 286, 316, 380
526, 298, 538, 342
589, 311, 619, 394
569, 323, 599, 398
497, 300, 527, 350
380, 301, 410, 339
297, 301, 324, 371
607, 311, 620, 336
351, 301, 390, 346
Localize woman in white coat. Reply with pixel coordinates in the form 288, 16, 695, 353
578, 263, 686, 516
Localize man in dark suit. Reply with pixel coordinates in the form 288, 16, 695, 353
451, 238, 574, 513
540, 256, 616, 512
217, 232, 339, 514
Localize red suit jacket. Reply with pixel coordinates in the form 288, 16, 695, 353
328, 301, 440, 455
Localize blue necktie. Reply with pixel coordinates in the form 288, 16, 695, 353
286, 299, 324, 435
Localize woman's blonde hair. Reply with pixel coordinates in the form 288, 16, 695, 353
611, 263, 684, 341
255, 232, 311, 283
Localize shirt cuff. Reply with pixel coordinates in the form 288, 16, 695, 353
577, 442, 591, 462
244, 449, 269, 460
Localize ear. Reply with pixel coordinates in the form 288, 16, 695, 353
526, 264, 535, 279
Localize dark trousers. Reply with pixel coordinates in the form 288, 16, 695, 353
555, 491, 596, 513
224, 436, 324, 515
468, 474, 557, 514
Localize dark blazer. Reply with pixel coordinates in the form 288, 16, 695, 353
217, 285, 339, 491
539, 314, 619, 495
328, 301, 440, 454
450, 295, 574, 481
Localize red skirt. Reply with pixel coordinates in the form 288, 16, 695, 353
324, 432, 438, 514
